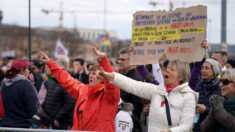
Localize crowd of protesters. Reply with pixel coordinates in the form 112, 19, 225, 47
0, 40, 235, 132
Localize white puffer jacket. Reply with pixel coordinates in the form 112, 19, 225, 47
111, 72, 199, 132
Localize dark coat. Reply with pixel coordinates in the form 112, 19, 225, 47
121, 68, 143, 120
42, 79, 76, 129
72, 70, 89, 84
193, 77, 221, 132
201, 108, 235, 132
1, 78, 39, 128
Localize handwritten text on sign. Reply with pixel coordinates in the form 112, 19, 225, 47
130, 5, 207, 65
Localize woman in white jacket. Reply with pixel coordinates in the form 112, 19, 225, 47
100, 60, 198, 132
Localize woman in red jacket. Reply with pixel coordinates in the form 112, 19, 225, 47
39, 48, 120, 132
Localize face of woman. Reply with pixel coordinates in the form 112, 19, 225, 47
220, 73, 235, 99
164, 64, 180, 87
201, 62, 214, 81
20, 67, 30, 78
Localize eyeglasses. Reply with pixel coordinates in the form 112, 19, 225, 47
220, 78, 233, 85
201, 66, 212, 71
118, 58, 128, 62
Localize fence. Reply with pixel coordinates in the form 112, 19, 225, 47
0, 127, 93, 132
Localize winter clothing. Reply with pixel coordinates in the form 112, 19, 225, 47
209, 95, 224, 112
137, 66, 159, 85
121, 68, 143, 119
47, 56, 120, 132
42, 78, 76, 129
1, 74, 39, 128
201, 96, 235, 132
72, 69, 89, 84
205, 59, 222, 77
115, 103, 134, 132
11, 59, 32, 70
193, 77, 221, 132
189, 57, 205, 91
111, 72, 199, 132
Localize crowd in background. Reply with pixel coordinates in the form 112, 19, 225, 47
0, 42, 235, 132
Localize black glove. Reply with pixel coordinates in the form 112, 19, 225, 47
209, 95, 224, 112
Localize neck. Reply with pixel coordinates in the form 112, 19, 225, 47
124, 66, 135, 75
166, 82, 180, 88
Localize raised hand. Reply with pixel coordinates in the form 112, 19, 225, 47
98, 67, 114, 81
129, 43, 134, 53
92, 47, 106, 62
201, 40, 208, 49
39, 51, 50, 64
209, 95, 224, 112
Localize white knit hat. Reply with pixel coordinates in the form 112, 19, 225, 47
205, 59, 222, 76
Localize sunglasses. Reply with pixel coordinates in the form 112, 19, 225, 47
220, 78, 233, 85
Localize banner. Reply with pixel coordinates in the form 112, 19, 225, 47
54, 39, 68, 58
1, 50, 15, 58
130, 5, 207, 65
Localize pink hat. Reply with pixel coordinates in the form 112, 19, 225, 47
11, 59, 33, 71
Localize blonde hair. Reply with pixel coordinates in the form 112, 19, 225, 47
221, 69, 235, 84
168, 60, 190, 84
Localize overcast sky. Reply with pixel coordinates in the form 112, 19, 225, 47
0, 0, 235, 44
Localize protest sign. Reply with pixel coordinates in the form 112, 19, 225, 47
130, 5, 207, 65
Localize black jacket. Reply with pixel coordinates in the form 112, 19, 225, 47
42, 79, 76, 129
72, 70, 89, 84
193, 77, 221, 132
121, 68, 143, 119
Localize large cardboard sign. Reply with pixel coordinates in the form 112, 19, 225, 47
130, 5, 207, 65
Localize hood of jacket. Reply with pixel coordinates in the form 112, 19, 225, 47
158, 82, 199, 103
4, 74, 27, 86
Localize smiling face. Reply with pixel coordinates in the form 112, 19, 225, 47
201, 62, 215, 81
164, 64, 180, 87
220, 73, 235, 99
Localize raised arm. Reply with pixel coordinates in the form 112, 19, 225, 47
104, 72, 159, 100
189, 40, 208, 91
136, 65, 159, 85
93, 48, 120, 102
40, 51, 86, 99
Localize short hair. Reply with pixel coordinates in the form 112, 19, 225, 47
73, 58, 84, 65
168, 60, 190, 84
119, 47, 130, 56
213, 50, 228, 61
88, 64, 100, 71
221, 69, 235, 84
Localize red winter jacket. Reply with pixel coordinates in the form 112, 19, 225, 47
47, 56, 120, 132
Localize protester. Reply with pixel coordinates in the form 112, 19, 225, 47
118, 48, 143, 118
211, 50, 228, 71
71, 58, 89, 84
193, 59, 222, 132
225, 59, 235, 69
201, 69, 235, 132
99, 59, 199, 132
39, 48, 120, 132
41, 59, 76, 130
1, 58, 39, 128
117, 47, 143, 132
115, 102, 134, 132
